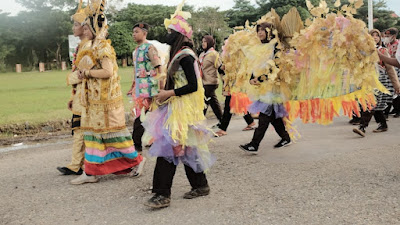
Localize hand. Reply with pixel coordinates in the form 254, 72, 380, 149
67, 100, 73, 111
77, 70, 84, 80
249, 78, 260, 86
395, 87, 400, 95
377, 52, 384, 60
221, 65, 225, 70
155, 89, 173, 104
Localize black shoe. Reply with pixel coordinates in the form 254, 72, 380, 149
394, 113, 400, 118
348, 118, 360, 125
211, 123, 221, 129
183, 186, 210, 199
144, 194, 171, 209
373, 124, 388, 133
57, 167, 83, 175
239, 143, 258, 154
353, 126, 366, 137
274, 139, 292, 148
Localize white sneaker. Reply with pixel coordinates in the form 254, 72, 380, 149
129, 157, 146, 177
70, 172, 99, 185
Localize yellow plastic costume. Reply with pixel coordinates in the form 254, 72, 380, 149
282, 0, 387, 124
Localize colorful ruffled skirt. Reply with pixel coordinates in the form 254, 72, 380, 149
143, 104, 215, 173
83, 129, 143, 175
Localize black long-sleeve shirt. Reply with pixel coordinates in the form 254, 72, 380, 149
174, 56, 198, 96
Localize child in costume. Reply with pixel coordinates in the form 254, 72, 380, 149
353, 29, 400, 137
57, 0, 88, 176
70, 0, 144, 185
239, 21, 291, 154
143, 0, 214, 209
127, 22, 162, 152
199, 35, 223, 127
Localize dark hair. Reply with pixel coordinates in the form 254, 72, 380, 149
169, 31, 195, 64
133, 22, 150, 32
256, 22, 275, 43
202, 35, 215, 52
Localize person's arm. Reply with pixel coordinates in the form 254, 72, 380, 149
382, 50, 400, 93
174, 56, 198, 96
84, 57, 113, 79
379, 52, 400, 68
67, 71, 82, 85
148, 45, 162, 74
155, 56, 197, 102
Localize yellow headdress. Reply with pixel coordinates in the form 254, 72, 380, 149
83, 0, 108, 37
71, 0, 89, 24
164, 0, 193, 38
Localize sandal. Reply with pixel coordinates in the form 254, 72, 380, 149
215, 130, 227, 137
242, 122, 256, 131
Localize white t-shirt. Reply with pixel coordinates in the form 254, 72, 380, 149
396, 44, 400, 64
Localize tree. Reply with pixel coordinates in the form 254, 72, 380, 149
226, 0, 260, 27
0, 11, 16, 72
191, 7, 232, 52
108, 21, 136, 59
256, 0, 320, 20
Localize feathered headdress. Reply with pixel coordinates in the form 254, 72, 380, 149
71, 0, 89, 24
83, 0, 108, 37
164, 0, 193, 38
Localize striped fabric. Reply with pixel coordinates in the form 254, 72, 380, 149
83, 130, 142, 175
375, 66, 394, 111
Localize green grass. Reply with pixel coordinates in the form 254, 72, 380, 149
0, 68, 227, 126
0, 68, 134, 125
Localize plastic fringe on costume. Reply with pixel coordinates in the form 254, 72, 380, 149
143, 50, 215, 173
280, 0, 388, 125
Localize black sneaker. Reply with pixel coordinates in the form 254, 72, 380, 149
353, 126, 366, 137
211, 123, 221, 129
274, 139, 292, 148
57, 167, 83, 175
239, 143, 258, 154
394, 113, 400, 118
373, 124, 388, 133
144, 194, 171, 209
348, 118, 360, 125
183, 186, 210, 199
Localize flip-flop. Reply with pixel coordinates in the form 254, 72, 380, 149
242, 126, 255, 131
215, 131, 227, 137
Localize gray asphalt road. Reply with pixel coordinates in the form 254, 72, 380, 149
1, 116, 400, 225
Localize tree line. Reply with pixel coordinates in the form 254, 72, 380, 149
0, 0, 398, 72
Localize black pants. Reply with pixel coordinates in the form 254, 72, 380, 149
360, 110, 386, 128
219, 95, 254, 131
203, 85, 223, 122
132, 116, 145, 151
152, 157, 208, 197
251, 112, 290, 147
393, 96, 400, 113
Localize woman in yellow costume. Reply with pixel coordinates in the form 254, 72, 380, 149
70, 0, 144, 185
143, 0, 214, 209
283, 0, 387, 125
239, 18, 292, 153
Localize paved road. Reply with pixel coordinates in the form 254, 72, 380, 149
1, 116, 400, 225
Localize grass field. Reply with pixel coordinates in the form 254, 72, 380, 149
0, 68, 134, 125
0, 67, 225, 126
